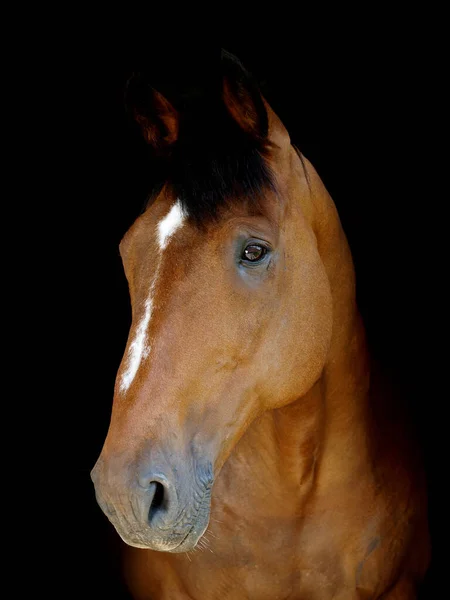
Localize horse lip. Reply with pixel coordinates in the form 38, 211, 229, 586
117, 532, 183, 552
169, 514, 210, 553
167, 493, 212, 553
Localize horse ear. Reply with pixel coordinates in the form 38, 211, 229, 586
221, 50, 268, 140
125, 74, 179, 151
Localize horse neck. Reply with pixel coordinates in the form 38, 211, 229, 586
306, 157, 372, 491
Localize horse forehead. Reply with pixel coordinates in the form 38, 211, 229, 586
157, 200, 186, 250
121, 198, 188, 259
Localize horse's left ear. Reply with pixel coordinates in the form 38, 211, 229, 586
221, 50, 269, 141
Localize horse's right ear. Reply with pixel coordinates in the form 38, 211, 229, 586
125, 74, 179, 151
221, 50, 268, 141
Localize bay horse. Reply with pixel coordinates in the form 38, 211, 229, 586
91, 51, 430, 599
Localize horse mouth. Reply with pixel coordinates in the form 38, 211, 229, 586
169, 504, 211, 553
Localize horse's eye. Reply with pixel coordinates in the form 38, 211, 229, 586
242, 244, 267, 263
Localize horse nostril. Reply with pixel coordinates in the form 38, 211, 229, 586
148, 481, 168, 524
138, 473, 176, 526
151, 481, 165, 510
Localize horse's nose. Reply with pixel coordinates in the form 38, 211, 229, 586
138, 472, 178, 527
92, 453, 213, 551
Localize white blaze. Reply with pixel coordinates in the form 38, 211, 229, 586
119, 200, 186, 393
120, 297, 153, 392
157, 200, 185, 250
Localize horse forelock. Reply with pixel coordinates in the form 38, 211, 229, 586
144, 120, 277, 226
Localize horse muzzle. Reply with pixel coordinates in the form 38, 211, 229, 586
90, 456, 214, 552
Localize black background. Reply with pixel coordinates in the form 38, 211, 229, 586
48, 24, 444, 599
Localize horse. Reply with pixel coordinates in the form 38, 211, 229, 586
91, 50, 430, 599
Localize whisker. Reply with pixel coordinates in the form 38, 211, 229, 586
197, 538, 211, 552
